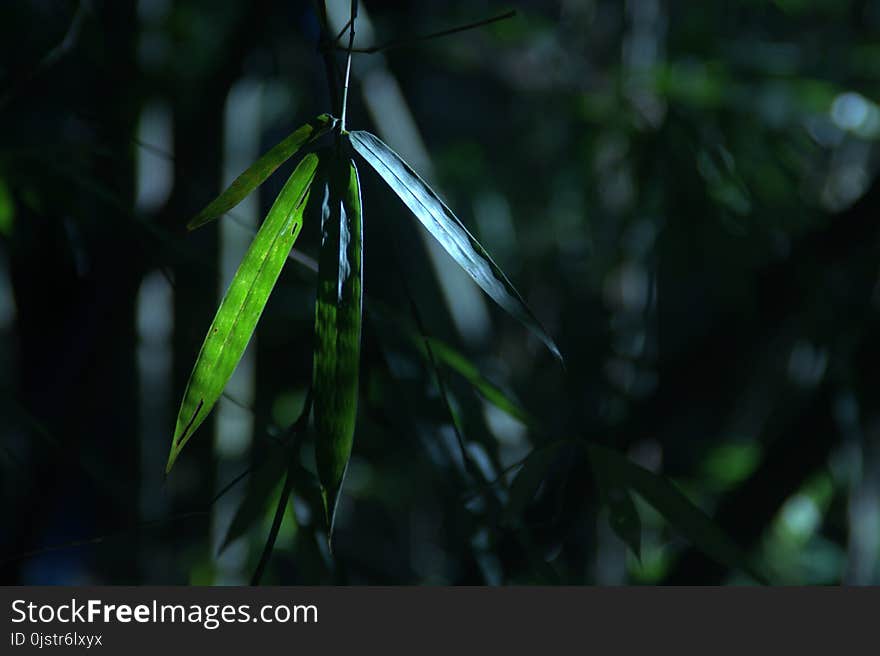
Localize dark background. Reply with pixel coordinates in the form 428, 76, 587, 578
1, 0, 879, 585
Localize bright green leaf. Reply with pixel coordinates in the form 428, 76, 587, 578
347, 130, 562, 363
188, 114, 333, 231
166, 152, 320, 473
312, 153, 363, 537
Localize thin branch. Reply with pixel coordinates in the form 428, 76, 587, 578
341, 9, 516, 55
339, 0, 358, 132
133, 136, 175, 161
334, 17, 354, 43
461, 452, 533, 503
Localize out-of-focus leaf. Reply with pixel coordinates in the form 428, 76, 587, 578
166, 153, 320, 473
0, 177, 13, 236
219, 452, 287, 554
312, 153, 363, 537
348, 130, 562, 363
507, 442, 570, 517
589, 447, 642, 560
188, 114, 333, 230
289, 463, 324, 523
586, 444, 766, 582
368, 302, 536, 427
421, 337, 536, 427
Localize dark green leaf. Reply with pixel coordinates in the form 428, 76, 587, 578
586, 444, 765, 582
420, 336, 536, 427
348, 130, 562, 363
368, 301, 536, 427
606, 489, 641, 560
312, 154, 363, 536
166, 153, 320, 473
188, 114, 333, 230
507, 442, 569, 517
589, 448, 642, 559
219, 451, 287, 554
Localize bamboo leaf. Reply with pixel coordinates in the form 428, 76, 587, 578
586, 444, 765, 582
419, 336, 536, 427
507, 442, 570, 517
368, 301, 536, 427
188, 114, 333, 231
219, 451, 287, 554
166, 153, 320, 473
588, 448, 642, 560
312, 153, 363, 538
347, 130, 562, 363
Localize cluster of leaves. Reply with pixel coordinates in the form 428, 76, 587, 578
160, 4, 779, 583
5, 0, 880, 589
166, 121, 767, 584
166, 108, 563, 541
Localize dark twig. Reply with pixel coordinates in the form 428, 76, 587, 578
339, 0, 358, 132
341, 10, 516, 55
334, 17, 354, 43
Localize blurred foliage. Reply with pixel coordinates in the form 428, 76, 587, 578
1, 0, 879, 585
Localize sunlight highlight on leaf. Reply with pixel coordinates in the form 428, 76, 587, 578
187, 114, 333, 230
312, 153, 363, 538
348, 130, 562, 362
166, 153, 320, 473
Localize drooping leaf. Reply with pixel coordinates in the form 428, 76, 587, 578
588, 447, 642, 560
605, 488, 642, 561
166, 153, 320, 473
586, 444, 766, 582
219, 451, 288, 554
188, 114, 333, 231
507, 442, 570, 518
368, 301, 536, 427
420, 336, 536, 427
312, 153, 363, 537
347, 130, 562, 363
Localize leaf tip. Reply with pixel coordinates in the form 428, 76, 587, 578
186, 213, 209, 231
536, 332, 565, 368
321, 485, 342, 547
